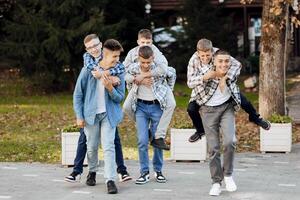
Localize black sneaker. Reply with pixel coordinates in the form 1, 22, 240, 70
135, 171, 150, 185
154, 171, 166, 183
151, 138, 170, 150
188, 132, 205, 143
256, 118, 271, 130
64, 171, 81, 183
107, 180, 118, 194
118, 171, 132, 182
86, 172, 96, 186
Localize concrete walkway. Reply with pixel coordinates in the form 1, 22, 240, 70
1, 144, 300, 200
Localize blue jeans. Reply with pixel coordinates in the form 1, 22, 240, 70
73, 127, 127, 174
136, 101, 163, 174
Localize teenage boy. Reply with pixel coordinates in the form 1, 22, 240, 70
123, 29, 176, 150
73, 38, 125, 194
187, 39, 271, 143
65, 34, 131, 183
199, 49, 240, 196
125, 46, 170, 184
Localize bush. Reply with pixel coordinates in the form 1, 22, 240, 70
62, 125, 80, 132
268, 113, 293, 123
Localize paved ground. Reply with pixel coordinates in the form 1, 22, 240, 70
1, 144, 300, 200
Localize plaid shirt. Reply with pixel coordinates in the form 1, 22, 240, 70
125, 63, 170, 111
187, 50, 241, 110
83, 52, 125, 76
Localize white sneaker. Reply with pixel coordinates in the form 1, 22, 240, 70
224, 176, 237, 192
209, 183, 221, 196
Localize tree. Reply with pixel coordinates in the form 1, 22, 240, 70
0, 0, 126, 91
241, 0, 300, 117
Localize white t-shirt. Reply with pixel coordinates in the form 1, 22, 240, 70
137, 85, 155, 100
205, 85, 231, 106
96, 79, 106, 114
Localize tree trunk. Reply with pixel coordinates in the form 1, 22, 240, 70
259, 0, 286, 118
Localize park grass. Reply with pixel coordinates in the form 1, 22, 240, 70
5, 73, 300, 163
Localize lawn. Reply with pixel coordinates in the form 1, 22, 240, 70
1, 72, 299, 163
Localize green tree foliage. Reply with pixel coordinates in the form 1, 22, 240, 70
0, 0, 126, 92
168, 0, 238, 74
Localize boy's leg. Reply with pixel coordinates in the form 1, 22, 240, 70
123, 87, 136, 121
149, 104, 164, 181
200, 106, 223, 184
151, 88, 175, 150
220, 102, 237, 192
84, 116, 100, 173
64, 128, 87, 182
100, 114, 117, 182
115, 127, 132, 182
73, 128, 87, 174
84, 114, 101, 186
219, 103, 236, 177
240, 93, 270, 130
136, 102, 151, 174
155, 88, 176, 139
187, 101, 205, 142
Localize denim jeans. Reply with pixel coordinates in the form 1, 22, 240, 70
73, 128, 127, 174
135, 101, 163, 174
240, 93, 260, 123
84, 113, 116, 181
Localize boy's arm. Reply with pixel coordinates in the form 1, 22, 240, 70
108, 73, 126, 103
108, 62, 125, 76
73, 67, 88, 121
226, 56, 242, 82
83, 52, 98, 71
151, 45, 168, 76
187, 56, 210, 88
125, 63, 140, 84
167, 67, 176, 91
123, 48, 136, 71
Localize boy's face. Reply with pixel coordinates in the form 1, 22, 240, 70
197, 50, 213, 65
137, 37, 153, 47
103, 48, 121, 67
85, 38, 102, 58
214, 54, 230, 76
138, 56, 153, 72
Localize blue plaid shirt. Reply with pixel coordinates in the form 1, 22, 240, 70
125, 63, 169, 111
83, 52, 125, 76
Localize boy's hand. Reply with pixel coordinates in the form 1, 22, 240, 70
91, 69, 102, 79
219, 75, 228, 93
134, 74, 145, 85
101, 74, 113, 92
203, 70, 216, 81
76, 119, 85, 128
109, 76, 120, 86
140, 77, 153, 87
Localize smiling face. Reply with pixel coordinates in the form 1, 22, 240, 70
138, 56, 153, 72
214, 54, 230, 76
102, 48, 121, 67
197, 50, 213, 65
85, 38, 102, 58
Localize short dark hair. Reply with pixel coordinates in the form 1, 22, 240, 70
214, 49, 230, 57
84, 34, 99, 44
138, 46, 153, 59
103, 39, 124, 52
138, 29, 152, 39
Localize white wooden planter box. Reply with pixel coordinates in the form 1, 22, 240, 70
61, 132, 88, 166
260, 123, 292, 153
170, 128, 207, 161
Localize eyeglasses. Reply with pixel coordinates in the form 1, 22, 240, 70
86, 42, 102, 51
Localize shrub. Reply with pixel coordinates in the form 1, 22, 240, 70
268, 113, 293, 123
